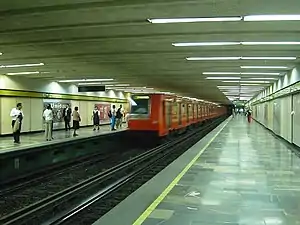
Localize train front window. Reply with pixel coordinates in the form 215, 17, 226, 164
130, 95, 150, 115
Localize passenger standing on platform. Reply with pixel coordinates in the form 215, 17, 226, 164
72, 106, 81, 137
63, 105, 72, 131
10, 103, 23, 144
43, 104, 54, 141
116, 105, 123, 129
92, 106, 100, 131
108, 105, 116, 131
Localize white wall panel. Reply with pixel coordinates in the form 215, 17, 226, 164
272, 99, 281, 135
268, 101, 274, 131
293, 93, 300, 147
280, 96, 292, 142
79, 101, 88, 126
30, 98, 43, 132
0, 97, 17, 135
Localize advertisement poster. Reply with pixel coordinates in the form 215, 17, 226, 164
43, 99, 71, 128
95, 103, 111, 124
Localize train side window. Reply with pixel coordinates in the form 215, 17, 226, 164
131, 96, 150, 115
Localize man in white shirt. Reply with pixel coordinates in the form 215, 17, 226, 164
10, 103, 23, 144
43, 104, 54, 141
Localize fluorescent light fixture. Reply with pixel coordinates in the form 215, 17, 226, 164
173, 42, 240, 47
0, 63, 44, 68
241, 81, 270, 83
240, 83, 265, 86
242, 42, 300, 45
206, 77, 241, 80
241, 72, 281, 75
6, 71, 40, 75
241, 56, 296, 60
240, 66, 288, 69
58, 78, 114, 83
204, 72, 280, 75
248, 77, 277, 80
148, 17, 242, 24
188, 56, 296, 61
203, 72, 240, 75
187, 57, 241, 61
244, 15, 300, 21
222, 81, 241, 83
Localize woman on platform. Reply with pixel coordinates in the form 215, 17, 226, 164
72, 106, 81, 137
92, 106, 100, 131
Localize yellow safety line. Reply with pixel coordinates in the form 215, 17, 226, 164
132, 117, 231, 225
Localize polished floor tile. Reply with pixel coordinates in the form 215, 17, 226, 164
142, 116, 300, 225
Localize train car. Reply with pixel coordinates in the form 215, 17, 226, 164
128, 93, 227, 138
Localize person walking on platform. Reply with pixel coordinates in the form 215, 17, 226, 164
63, 104, 72, 131
246, 109, 252, 123
10, 103, 23, 144
108, 105, 116, 131
72, 106, 81, 137
43, 104, 54, 141
115, 105, 123, 129
92, 106, 100, 131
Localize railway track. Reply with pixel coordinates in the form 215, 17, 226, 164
0, 116, 226, 225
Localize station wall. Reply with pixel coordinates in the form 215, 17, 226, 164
0, 75, 129, 135
252, 94, 298, 146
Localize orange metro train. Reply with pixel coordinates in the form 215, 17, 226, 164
128, 93, 227, 137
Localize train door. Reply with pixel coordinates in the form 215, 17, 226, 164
186, 104, 191, 123
164, 100, 172, 130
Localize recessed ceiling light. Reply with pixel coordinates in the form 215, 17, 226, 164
187, 57, 241, 61
148, 17, 242, 24
206, 77, 241, 80
240, 66, 288, 69
0, 63, 44, 68
241, 56, 296, 60
6, 71, 40, 75
58, 79, 114, 83
173, 42, 240, 47
244, 15, 300, 21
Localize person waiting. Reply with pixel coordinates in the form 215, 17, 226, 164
72, 106, 81, 136
43, 104, 54, 141
10, 103, 24, 144
116, 105, 123, 129
92, 106, 100, 131
108, 105, 116, 131
63, 104, 72, 131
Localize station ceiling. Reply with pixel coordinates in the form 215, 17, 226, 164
0, 0, 300, 103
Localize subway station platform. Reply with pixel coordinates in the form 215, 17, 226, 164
0, 124, 126, 155
95, 116, 300, 225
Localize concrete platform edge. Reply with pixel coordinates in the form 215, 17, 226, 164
93, 117, 232, 225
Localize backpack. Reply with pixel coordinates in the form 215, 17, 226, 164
108, 110, 112, 118
116, 108, 122, 119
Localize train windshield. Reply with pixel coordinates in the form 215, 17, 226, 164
130, 95, 150, 115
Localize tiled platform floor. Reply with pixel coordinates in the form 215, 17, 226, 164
0, 124, 126, 154
141, 116, 300, 225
